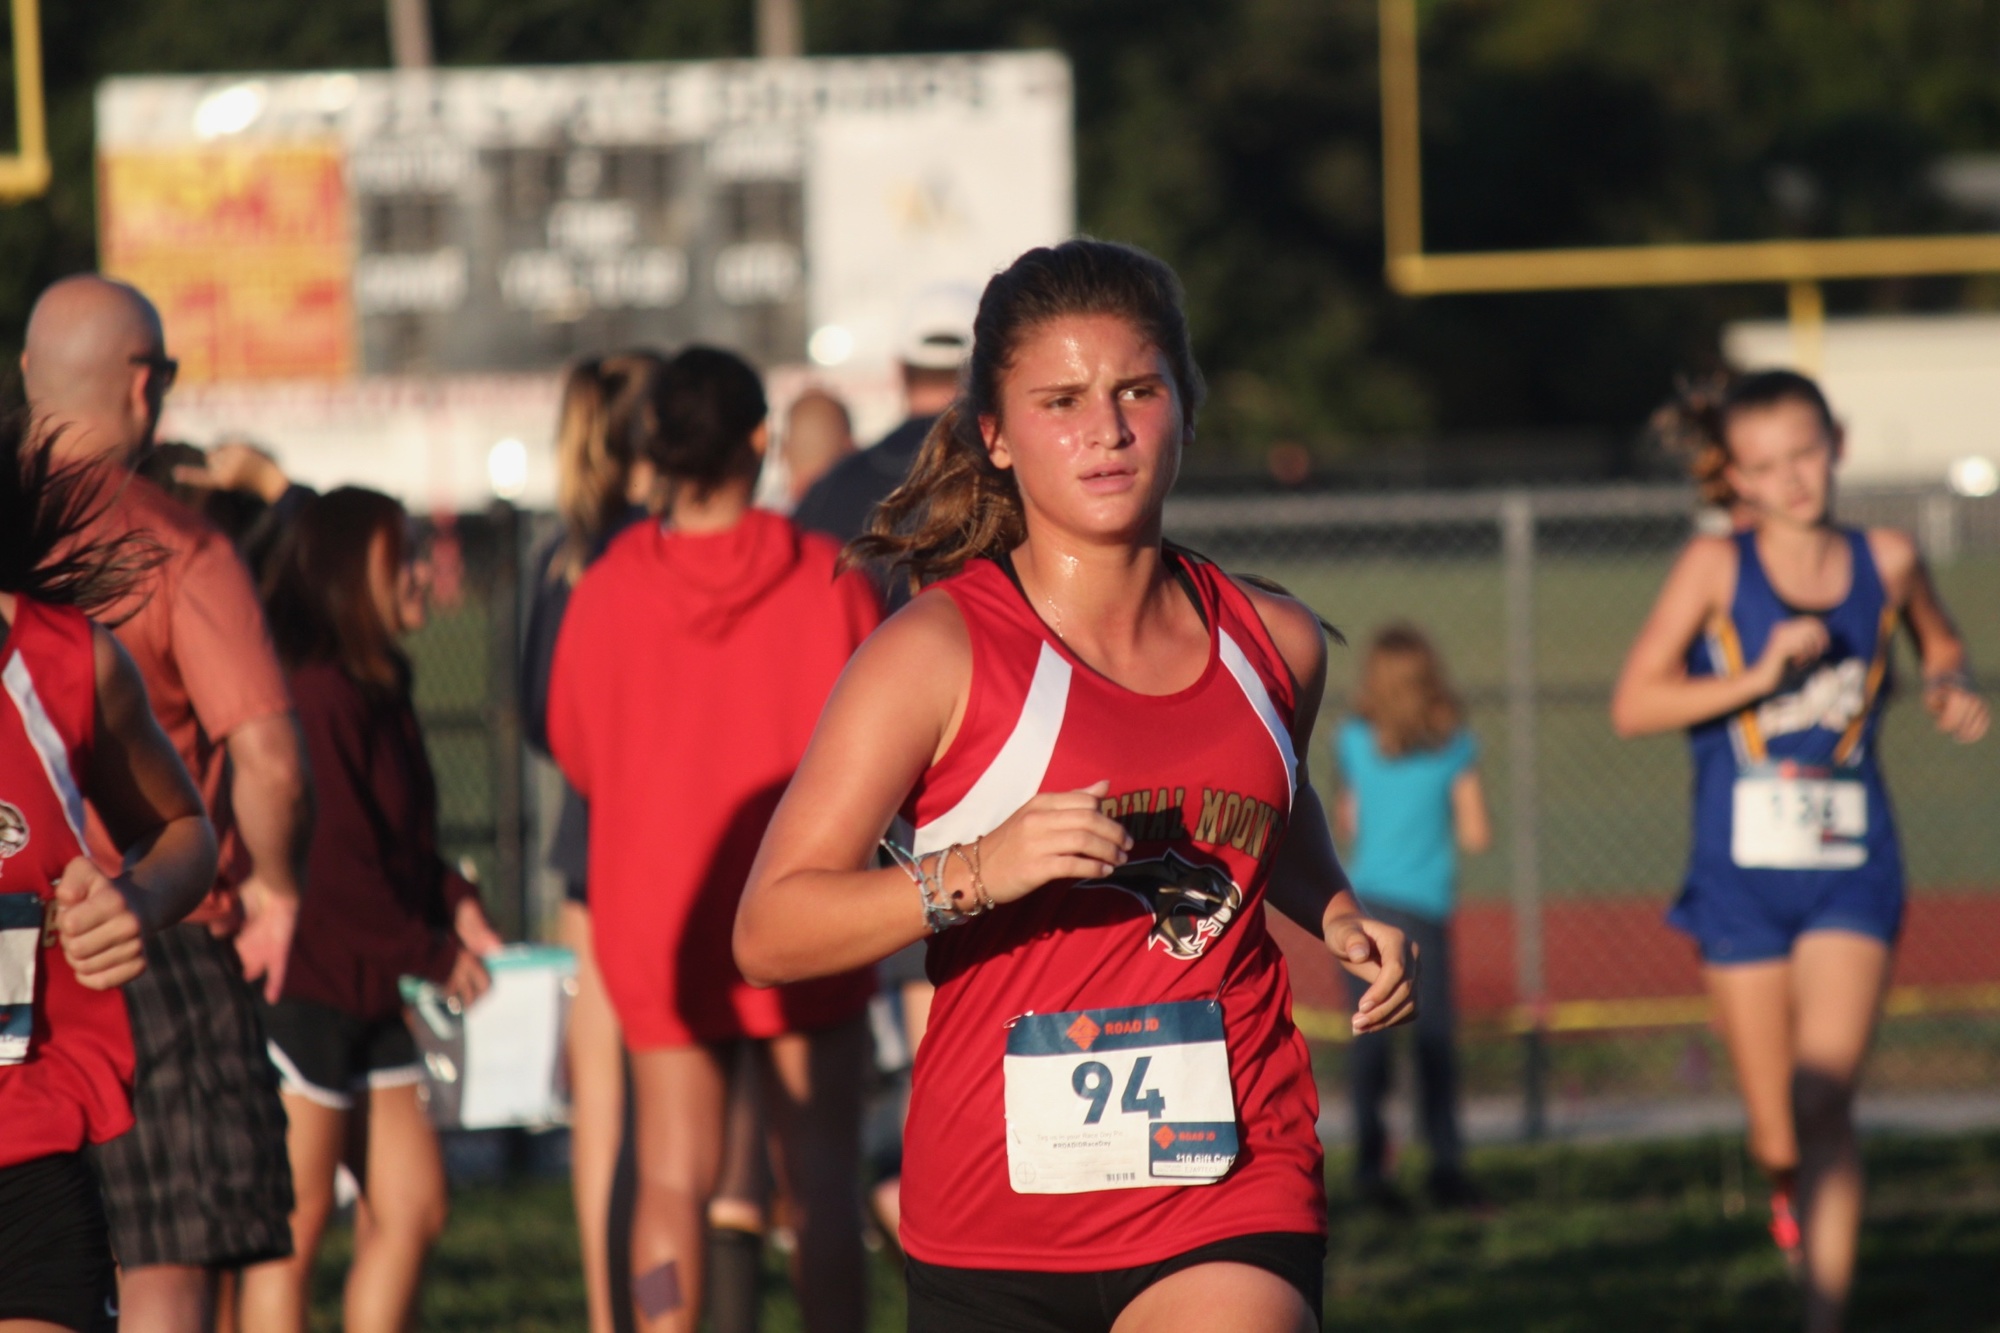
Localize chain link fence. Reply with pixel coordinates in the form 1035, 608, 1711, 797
1168, 483, 2000, 1131
402, 507, 528, 939
405, 484, 2000, 1137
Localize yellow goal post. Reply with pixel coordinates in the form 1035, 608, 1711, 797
1378, 0, 2000, 355
0, 0, 48, 201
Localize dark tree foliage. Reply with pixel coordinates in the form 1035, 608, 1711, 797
6, 0, 2000, 472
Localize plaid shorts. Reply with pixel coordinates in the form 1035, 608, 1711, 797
89, 924, 294, 1269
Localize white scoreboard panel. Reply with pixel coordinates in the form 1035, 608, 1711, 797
98, 53, 1072, 383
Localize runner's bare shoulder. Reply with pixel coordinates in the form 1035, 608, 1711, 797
1667, 533, 1741, 613
1863, 527, 1919, 599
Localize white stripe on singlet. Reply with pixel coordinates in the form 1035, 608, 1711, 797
913, 641, 1072, 856
4, 649, 89, 846
1218, 629, 1297, 810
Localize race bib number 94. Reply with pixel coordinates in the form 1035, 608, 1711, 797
1732, 768, 1867, 871
0, 891, 44, 1065
1002, 1000, 1237, 1195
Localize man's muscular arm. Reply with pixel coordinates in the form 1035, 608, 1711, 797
229, 711, 312, 1001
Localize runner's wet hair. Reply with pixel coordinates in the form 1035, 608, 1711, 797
1354, 623, 1463, 757
553, 350, 667, 584
1653, 369, 1839, 507
0, 411, 162, 616
263, 486, 411, 693
640, 345, 768, 502
851, 239, 1206, 590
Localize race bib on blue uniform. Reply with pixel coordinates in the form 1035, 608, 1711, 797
0, 891, 44, 1065
1002, 999, 1237, 1195
1732, 765, 1867, 870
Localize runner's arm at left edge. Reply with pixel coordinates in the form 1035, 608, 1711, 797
61, 626, 218, 990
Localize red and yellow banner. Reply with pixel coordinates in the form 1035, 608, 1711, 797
99, 144, 354, 382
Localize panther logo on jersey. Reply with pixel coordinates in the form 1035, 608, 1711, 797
1078, 849, 1243, 961
0, 801, 26, 859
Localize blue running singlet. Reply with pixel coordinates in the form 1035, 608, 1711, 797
1670, 528, 1905, 963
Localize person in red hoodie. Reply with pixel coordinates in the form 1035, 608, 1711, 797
236, 487, 502, 1333
551, 347, 878, 1333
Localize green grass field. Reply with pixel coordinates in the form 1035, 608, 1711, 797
309, 1130, 2000, 1332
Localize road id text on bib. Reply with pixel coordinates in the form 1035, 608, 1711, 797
1003, 999, 1237, 1195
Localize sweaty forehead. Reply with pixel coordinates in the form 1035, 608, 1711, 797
1008, 313, 1167, 383
1726, 398, 1827, 456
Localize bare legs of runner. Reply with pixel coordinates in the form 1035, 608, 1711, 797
627, 1019, 866, 1333
628, 1046, 726, 1333
236, 1083, 447, 1333
1705, 929, 1890, 1333
562, 902, 628, 1333
115, 1265, 213, 1333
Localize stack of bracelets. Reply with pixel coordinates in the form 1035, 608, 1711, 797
882, 836, 997, 933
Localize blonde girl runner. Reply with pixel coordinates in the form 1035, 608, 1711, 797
1612, 370, 1987, 1333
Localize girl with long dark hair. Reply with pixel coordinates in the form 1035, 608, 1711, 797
735, 240, 1416, 1333
1612, 370, 1986, 1332
237, 487, 501, 1333
0, 418, 218, 1333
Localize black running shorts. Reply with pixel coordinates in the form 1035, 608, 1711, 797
260, 995, 423, 1111
0, 1152, 119, 1333
905, 1231, 1325, 1333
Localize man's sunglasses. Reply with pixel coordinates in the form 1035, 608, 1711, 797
131, 353, 179, 395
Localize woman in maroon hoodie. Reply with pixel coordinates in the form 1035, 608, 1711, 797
237, 487, 501, 1333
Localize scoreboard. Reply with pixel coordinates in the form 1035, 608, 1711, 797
97, 55, 1073, 385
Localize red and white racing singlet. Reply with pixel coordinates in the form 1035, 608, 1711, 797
0, 598, 135, 1167
898, 553, 1325, 1271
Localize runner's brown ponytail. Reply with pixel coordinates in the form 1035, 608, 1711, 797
0, 413, 162, 617
1653, 369, 1840, 508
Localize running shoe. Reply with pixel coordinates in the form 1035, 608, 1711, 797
1768, 1185, 1803, 1279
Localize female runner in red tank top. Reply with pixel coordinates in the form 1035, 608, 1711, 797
0, 421, 218, 1333
737, 240, 1417, 1333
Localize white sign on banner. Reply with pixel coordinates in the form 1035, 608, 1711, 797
103, 53, 1071, 508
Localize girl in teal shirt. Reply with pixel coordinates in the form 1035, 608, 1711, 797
1335, 624, 1491, 1209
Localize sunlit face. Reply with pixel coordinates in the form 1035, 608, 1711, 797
369, 525, 428, 636
981, 314, 1187, 545
1724, 398, 1839, 529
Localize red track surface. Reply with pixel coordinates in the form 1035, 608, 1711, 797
1273, 891, 2000, 1020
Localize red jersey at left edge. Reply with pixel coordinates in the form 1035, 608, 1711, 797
0, 598, 135, 1167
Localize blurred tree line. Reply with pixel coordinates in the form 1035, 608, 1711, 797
6, 0, 2000, 478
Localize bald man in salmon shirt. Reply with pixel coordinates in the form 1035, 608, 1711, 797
23, 275, 312, 1333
